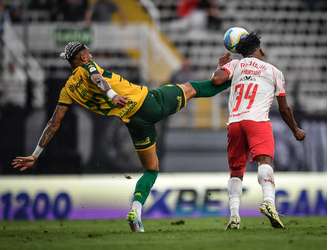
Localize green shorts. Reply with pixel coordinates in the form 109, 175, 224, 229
126, 84, 186, 151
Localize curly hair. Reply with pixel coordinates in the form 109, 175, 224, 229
236, 32, 261, 57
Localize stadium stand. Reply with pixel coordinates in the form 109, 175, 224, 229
0, 0, 325, 173
153, 0, 326, 117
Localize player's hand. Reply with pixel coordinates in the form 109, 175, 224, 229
293, 128, 306, 141
218, 52, 232, 67
11, 155, 37, 171
112, 95, 128, 107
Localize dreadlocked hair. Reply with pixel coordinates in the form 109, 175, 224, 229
236, 32, 261, 57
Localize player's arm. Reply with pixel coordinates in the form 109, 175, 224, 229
90, 73, 127, 107
276, 96, 305, 141
86, 62, 127, 107
211, 53, 233, 85
11, 104, 69, 171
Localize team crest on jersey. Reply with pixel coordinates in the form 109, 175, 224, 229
89, 66, 97, 73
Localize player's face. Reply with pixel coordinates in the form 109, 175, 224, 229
79, 48, 93, 63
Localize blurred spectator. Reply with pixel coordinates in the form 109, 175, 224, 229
198, 0, 221, 31
0, 62, 27, 107
0, 0, 9, 75
170, 58, 195, 83
28, 0, 54, 10
6, 0, 22, 23
0, 62, 27, 174
28, 0, 56, 21
86, 0, 127, 23
170, 1, 206, 35
177, 0, 199, 18
55, 0, 89, 22
301, 0, 326, 11
171, 0, 221, 35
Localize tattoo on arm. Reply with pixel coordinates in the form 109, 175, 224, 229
37, 105, 69, 148
91, 74, 110, 91
38, 123, 59, 147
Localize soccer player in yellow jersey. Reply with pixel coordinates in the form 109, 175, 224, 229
12, 41, 231, 232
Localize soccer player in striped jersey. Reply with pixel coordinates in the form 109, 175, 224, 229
211, 32, 305, 229
12, 41, 230, 232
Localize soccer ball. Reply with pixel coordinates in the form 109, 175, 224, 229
223, 27, 249, 53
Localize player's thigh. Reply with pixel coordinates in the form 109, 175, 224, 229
242, 120, 275, 161
227, 122, 248, 177
152, 84, 187, 118
126, 118, 159, 170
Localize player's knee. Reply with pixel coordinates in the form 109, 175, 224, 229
257, 164, 274, 185
228, 177, 243, 197
144, 160, 159, 171
142, 155, 159, 171
254, 155, 272, 165
230, 164, 245, 180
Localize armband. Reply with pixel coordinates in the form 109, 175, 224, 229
32, 145, 44, 158
106, 89, 118, 99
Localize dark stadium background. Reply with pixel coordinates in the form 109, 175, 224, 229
0, 0, 326, 176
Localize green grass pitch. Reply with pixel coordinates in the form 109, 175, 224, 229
0, 217, 326, 250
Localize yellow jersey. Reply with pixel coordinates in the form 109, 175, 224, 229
58, 61, 148, 123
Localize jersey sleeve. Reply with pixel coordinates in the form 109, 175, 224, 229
58, 87, 73, 105
273, 68, 286, 96
221, 59, 239, 80
82, 61, 100, 77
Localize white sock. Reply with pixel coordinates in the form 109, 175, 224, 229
227, 177, 242, 217
132, 201, 142, 221
258, 164, 275, 205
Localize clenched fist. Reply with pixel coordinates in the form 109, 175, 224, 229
293, 128, 306, 141
112, 95, 128, 107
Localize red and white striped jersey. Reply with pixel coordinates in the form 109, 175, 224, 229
221, 57, 286, 124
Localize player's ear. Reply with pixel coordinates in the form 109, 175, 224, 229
259, 48, 265, 57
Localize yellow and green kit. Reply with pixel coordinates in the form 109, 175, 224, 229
58, 60, 187, 151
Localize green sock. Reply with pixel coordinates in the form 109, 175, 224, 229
133, 170, 158, 205
190, 79, 231, 97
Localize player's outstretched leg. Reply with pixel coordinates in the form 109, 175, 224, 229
188, 79, 231, 98
226, 177, 242, 230
257, 164, 285, 228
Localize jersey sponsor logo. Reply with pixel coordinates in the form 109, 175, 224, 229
241, 69, 262, 76
176, 96, 182, 112
68, 78, 84, 93
240, 75, 257, 81
240, 60, 267, 70
118, 100, 137, 118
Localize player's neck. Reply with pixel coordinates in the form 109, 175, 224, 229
245, 53, 265, 61
71, 59, 92, 70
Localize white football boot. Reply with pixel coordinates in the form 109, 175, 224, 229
126, 209, 145, 232
225, 215, 241, 230
259, 200, 285, 229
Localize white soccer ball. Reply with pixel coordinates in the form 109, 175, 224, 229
223, 27, 249, 53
